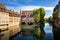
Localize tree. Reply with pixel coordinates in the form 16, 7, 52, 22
33, 8, 45, 24
39, 8, 45, 25
33, 8, 46, 39
48, 16, 53, 26
48, 16, 53, 22
53, 11, 58, 20
33, 9, 40, 23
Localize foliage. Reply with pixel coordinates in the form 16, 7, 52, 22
53, 11, 58, 20
44, 18, 47, 23
33, 9, 40, 23
33, 27, 41, 38
48, 16, 53, 26
33, 8, 45, 24
33, 8, 46, 40
48, 16, 53, 22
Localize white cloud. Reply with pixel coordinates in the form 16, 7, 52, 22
19, 6, 54, 11
7, 6, 54, 18
19, 6, 54, 18
7, 6, 54, 12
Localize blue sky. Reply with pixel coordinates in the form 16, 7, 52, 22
0, 0, 59, 18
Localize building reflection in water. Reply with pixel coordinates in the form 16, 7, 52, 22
0, 29, 9, 40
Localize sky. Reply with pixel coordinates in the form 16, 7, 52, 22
0, 0, 59, 18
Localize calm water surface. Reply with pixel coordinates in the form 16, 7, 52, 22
10, 23, 54, 40
44, 23, 54, 40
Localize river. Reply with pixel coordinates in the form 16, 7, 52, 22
9, 23, 54, 40
44, 23, 54, 40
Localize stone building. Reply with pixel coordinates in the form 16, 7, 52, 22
20, 10, 35, 24
0, 4, 21, 38
53, 0, 60, 25
58, 0, 60, 18
53, 0, 60, 18
52, 1, 60, 40
0, 4, 9, 30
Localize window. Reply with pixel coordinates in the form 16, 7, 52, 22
4, 9, 6, 10
1, 8, 2, 10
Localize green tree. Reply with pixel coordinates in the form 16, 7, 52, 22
33, 8, 46, 40
33, 8, 45, 24
49, 16, 53, 22
53, 11, 58, 20
33, 9, 40, 23
48, 16, 53, 26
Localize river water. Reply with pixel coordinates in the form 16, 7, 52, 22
9, 23, 54, 40
44, 23, 54, 40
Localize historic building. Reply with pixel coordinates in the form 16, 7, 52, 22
53, 0, 60, 18
0, 4, 9, 30
0, 4, 21, 38
20, 10, 35, 24
58, 0, 60, 18
52, 1, 60, 39
53, 0, 60, 25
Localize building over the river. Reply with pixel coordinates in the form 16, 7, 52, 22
20, 10, 35, 24
0, 4, 21, 37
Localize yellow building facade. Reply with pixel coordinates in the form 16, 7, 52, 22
0, 4, 21, 40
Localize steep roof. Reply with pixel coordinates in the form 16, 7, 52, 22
0, 4, 20, 17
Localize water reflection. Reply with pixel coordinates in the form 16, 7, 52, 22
1, 23, 54, 40
9, 23, 53, 40
44, 23, 54, 40
0, 20, 59, 40
52, 24, 60, 40
0, 30, 9, 40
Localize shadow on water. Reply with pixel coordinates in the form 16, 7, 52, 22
53, 28, 60, 40
49, 21, 60, 40
52, 24, 60, 40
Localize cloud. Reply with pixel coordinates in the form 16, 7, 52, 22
7, 6, 54, 18
7, 6, 54, 12
19, 6, 54, 18
19, 6, 54, 11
